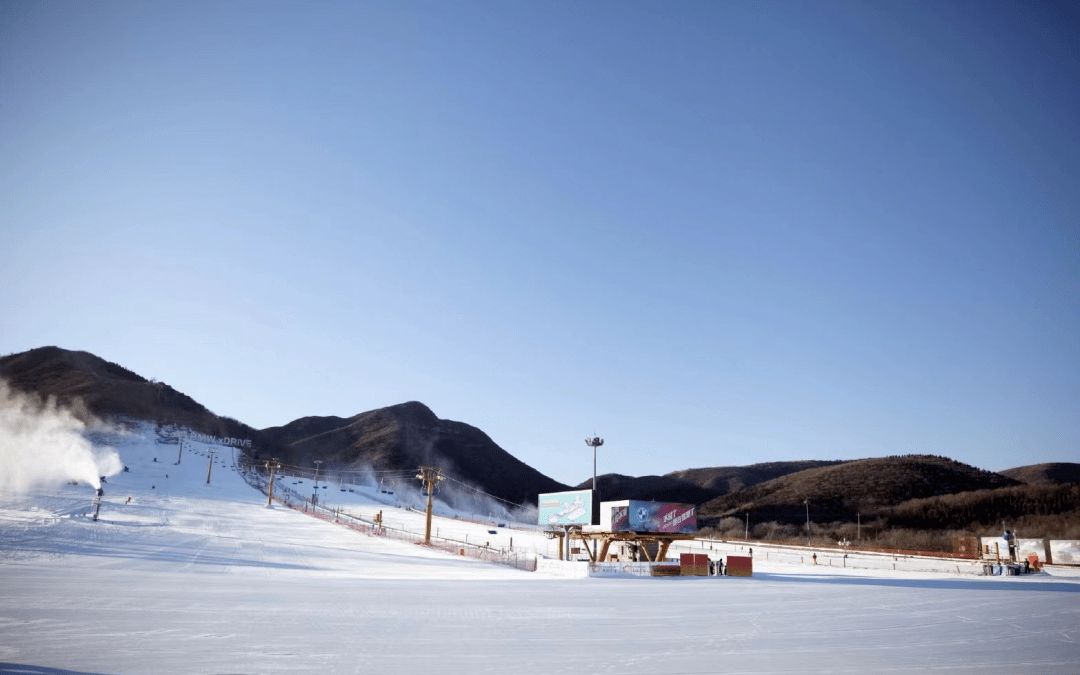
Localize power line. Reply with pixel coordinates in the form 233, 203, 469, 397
440, 475, 527, 509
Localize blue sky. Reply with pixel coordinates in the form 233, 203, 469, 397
2, 1, 1077, 485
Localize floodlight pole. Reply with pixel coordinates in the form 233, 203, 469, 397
585, 435, 604, 493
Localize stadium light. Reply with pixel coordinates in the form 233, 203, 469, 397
585, 435, 604, 494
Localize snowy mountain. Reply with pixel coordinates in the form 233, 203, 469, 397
261, 401, 568, 505
1, 421, 1078, 674
0, 346, 258, 439
1, 347, 566, 506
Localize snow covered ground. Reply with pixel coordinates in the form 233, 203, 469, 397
1, 427, 1078, 674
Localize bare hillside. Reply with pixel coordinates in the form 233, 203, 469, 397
699, 455, 1019, 524
1000, 463, 1080, 486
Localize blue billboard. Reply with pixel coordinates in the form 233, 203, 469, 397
538, 489, 593, 527
611, 501, 696, 533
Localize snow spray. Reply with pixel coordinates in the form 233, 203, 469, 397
0, 379, 123, 493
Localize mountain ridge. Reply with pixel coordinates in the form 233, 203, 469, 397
261, 400, 569, 504
3, 346, 1073, 528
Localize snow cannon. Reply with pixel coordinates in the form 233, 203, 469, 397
92, 487, 104, 522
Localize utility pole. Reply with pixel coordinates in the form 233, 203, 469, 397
312, 459, 324, 508
265, 458, 281, 507
745, 512, 749, 540
857, 512, 861, 542
176, 438, 184, 465
206, 449, 216, 485
804, 498, 811, 546
416, 466, 444, 545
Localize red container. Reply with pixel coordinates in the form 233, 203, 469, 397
726, 555, 753, 577
680, 553, 709, 576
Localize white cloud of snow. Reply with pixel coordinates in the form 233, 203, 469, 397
0, 379, 123, 492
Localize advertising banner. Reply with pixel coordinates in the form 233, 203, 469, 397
979, 536, 1007, 560
587, 562, 654, 578
535, 558, 590, 578
650, 564, 681, 576
538, 489, 593, 527
610, 500, 696, 533
1049, 540, 1080, 565
1016, 538, 1045, 563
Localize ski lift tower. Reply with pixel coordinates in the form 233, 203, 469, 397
416, 466, 444, 545
312, 459, 324, 508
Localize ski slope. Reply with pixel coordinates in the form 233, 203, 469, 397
1, 426, 1078, 674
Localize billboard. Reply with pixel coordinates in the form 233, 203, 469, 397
538, 489, 593, 527
610, 500, 696, 533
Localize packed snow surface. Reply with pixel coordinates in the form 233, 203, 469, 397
1, 426, 1078, 674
